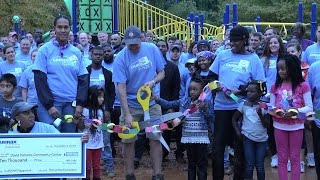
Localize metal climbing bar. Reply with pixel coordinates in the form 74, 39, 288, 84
117, 0, 221, 44
238, 22, 310, 39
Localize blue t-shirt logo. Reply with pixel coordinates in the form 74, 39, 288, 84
50, 55, 79, 67
225, 59, 249, 74
310, 53, 320, 61
129, 56, 152, 71
269, 60, 276, 69
1, 107, 11, 118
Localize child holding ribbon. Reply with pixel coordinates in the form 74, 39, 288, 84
154, 75, 214, 180
81, 85, 115, 179
286, 42, 315, 171
232, 80, 269, 180
270, 54, 313, 180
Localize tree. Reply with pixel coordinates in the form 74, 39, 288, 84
149, 0, 319, 26
0, 0, 66, 36
166, 0, 198, 19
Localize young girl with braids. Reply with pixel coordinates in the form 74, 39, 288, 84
270, 54, 313, 180
232, 80, 269, 180
287, 42, 315, 171
154, 75, 214, 180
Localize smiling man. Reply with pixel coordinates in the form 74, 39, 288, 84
78, 32, 90, 57
110, 33, 123, 55
249, 32, 262, 53
15, 38, 32, 66
98, 31, 109, 47
113, 26, 165, 180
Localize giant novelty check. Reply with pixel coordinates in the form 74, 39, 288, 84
0, 133, 86, 179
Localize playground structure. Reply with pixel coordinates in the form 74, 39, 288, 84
11, 0, 317, 44
77, 0, 317, 44
74, 0, 223, 46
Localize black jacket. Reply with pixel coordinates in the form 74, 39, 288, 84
113, 45, 125, 55
193, 69, 217, 84
87, 65, 115, 112
33, 70, 89, 110
160, 60, 180, 111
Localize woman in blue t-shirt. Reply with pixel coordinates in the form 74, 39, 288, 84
187, 41, 198, 60
209, 26, 266, 180
307, 62, 320, 179
32, 15, 88, 133
0, 45, 26, 98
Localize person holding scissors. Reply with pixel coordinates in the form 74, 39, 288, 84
113, 26, 165, 180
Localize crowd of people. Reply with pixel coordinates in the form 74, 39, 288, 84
0, 14, 320, 180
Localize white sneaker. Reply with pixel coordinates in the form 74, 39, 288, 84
307, 153, 316, 167
287, 160, 291, 172
301, 161, 305, 173
271, 154, 278, 168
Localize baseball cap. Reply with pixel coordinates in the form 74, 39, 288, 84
11, 102, 37, 119
197, 40, 210, 46
197, 40, 210, 50
169, 45, 181, 52
124, 26, 142, 45
229, 26, 249, 42
196, 51, 215, 61
9, 31, 18, 37
185, 58, 196, 67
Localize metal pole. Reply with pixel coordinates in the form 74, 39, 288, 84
225, 4, 230, 29
195, 16, 199, 42
298, 1, 303, 23
255, 16, 261, 32
189, 12, 195, 22
232, 3, 238, 27
12, 16, 20, 35
200, 13, 204, 37
72, 0, 77, 43
310, 2, 317, 41
113, 0, 119, 33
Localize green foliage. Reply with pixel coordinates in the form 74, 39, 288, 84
166, 0, 198, 19
150, 0, 319, 25
0, 0, 66, 36
0, 0, 318, 37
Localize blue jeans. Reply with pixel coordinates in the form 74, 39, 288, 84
101, 130, 114, 171
37, 101, 76, 132
243, 136, 267, 180
224, 146, 230, 168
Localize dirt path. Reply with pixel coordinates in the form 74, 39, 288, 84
101, 141, 317, 180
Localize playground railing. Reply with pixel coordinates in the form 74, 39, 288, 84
118, 0, 185, 33
117, 0, 223, 44
202, 24, 224, 41
238, 22, 310, 39
150, 21, 191, 44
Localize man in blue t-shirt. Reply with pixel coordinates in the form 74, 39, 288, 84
15, 38, 32, 67
8, 32, 20, 53
303, 25, 320, 65
113, 26, 165, 180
